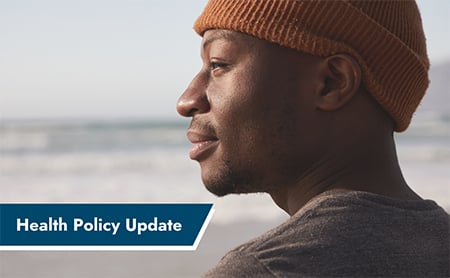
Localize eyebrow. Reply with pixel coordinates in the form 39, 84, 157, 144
202, 30, 235, 49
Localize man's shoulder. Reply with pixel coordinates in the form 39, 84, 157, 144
265, 190, 446, 244
203, 243, 277, 278
205, 190, 450, 277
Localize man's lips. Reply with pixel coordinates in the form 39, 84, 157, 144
187, 130, 219, 160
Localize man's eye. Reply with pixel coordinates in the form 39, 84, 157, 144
209, 62, 228, 71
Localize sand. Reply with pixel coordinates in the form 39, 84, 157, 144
0, 217, 286, 278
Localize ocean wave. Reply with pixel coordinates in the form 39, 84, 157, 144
0, 149, 191, 176
0, 131, 50, 151
0, 121, 189, 153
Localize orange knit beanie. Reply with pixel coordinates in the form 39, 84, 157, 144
194, 0, 429, 132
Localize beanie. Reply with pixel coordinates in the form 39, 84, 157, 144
193, 0, 429, 132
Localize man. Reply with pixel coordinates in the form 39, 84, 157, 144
177, 0, 449, 277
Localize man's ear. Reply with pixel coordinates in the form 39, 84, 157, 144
316, 54, 362, 111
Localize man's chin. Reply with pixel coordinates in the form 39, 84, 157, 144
200, 162, 259, 196
203, 178, 260, 197
203, 182, 237, 197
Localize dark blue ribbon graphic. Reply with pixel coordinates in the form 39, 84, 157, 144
0, 203, 214, 250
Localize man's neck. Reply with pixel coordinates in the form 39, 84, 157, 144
268, 134, 421, 216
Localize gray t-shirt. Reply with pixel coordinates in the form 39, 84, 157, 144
204, 190, 450, 277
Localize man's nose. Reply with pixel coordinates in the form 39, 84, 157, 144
176, 74, 210, 117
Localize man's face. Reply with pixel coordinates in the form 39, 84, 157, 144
177, 30, 325, 196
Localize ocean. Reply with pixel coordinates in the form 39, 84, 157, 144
1, 117, 449, 223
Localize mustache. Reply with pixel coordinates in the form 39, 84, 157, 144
189, 117, 218, 137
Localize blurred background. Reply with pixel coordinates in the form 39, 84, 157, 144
0, 0, 449, 277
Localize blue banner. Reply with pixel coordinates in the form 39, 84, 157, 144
0, 204, 214, 250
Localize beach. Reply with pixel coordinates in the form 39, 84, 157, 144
0, 218, 287, 278
0, 118, 449, 277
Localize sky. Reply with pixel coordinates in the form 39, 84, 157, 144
0, 0, 449, 121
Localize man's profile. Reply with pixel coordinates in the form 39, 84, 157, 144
177, 0, 449, 277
